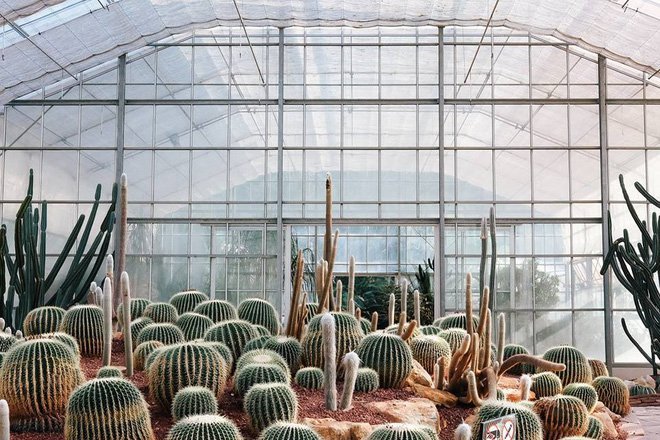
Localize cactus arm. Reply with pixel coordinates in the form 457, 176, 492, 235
44, 215, 85, 291
621, 317, 660, 370
287, 249, 304, 336
400, 278, 408, 317
115, 175, 127, 311
0, 227, 6, 320
635, 180, 660, 208
122, 271, 134, 377
321, 313, 337, 411
335, 279, 343, 312
55, 230, 104, 307
479, 217, 487, 297
324, 174, 334, 311
388, 293, 395, 327
476, 286, 490, 337
339, 352, 359, 410
465, 273, 474, 335
370, 312, 378, 332
497, 313, 505, 367
480, 309, 491, 370
401, 319, 417, 341
413, 290, 420, 324
466, 371, 483, 406
320, 231, 339, 313
485, 366, 498, 400
520, 374, 531, 401
498, 354, 565, 377
489, 207, 497, 299
38, 201, 47, 305
620, 174, 653, 245
397, 312, 406, 336
348, 256, 355, 315
434, 357, 446, 389
102, 276, 113, 366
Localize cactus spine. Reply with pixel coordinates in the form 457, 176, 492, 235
59, 305, 104, 357
244, 383, 298, 433
321, 313, 337, 410
340, 352, 359, 410
263, 336, 302, 373
166, 415, 242, 440
102, 275, 113, 366
172, 386, 219, 422
259, 422, 322, 440
591, 376, 630, 416
585, 416, 604, 439
355, 368, 380, 392
238, 298, 280, 335
21, 306, 65, 337
295, 367, 324, 389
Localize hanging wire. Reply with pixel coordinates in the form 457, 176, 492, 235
463, 0, 501, 84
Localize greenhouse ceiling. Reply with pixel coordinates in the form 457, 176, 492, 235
1, 0, 660, 106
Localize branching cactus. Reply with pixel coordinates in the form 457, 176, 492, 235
172, 386, 218, 422
356, 333, 413, 388
259, 422, 322, 440
194, 300, 238, 323
143, 302, 178, 324
591, 376, 630, 416
120, 271, 134, 376
22, 306, 65, 337
170, 290, 209, 315
166, 415, 242, 440
340, 352, 360, 410
59, 305, 104, 357
177, 312, 213, 341
542, 346, 592, 386
102, 276, 113, 366
302, 312, 363, 369
65, 378, 154, 440
137, 323, 185, 346
133, 340, 164, 371
263, 336, 302, 373
238, 298, 280, 335
235, 364, 290, 396
244, 383, 298, 433
321, 313, 337, 411
533, 395, 589, 440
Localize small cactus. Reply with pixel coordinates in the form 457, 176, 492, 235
244, 335, 275, 352
172, 386, 219, 422
585, 415, 604, 439
629, 384, 656, 396
533, 395, 589, 440
170, 290, 210, 315
117, 298, 151, 330
294, 367, 324, 389
365, 423, 435, 440
177, 312, 214, 341
143, 302, 178, 324
194, 300, 238, 323
356, 333, 413, 388
96, 366, 123, 379
531, 372, 563, 398
563, 383, 599, 413
542, 346, 592, 386
263, 336, 303, 373
591, 376, 630, 416
166, 415, 242, 440
244, 383, 298, 433
258, 422, 321, 440
130, 317, 154, 346
355, 368, 380, 392
502, 344, 535, 375
588, 359, 609, 378
302, 312, 363, 369
59, 305, 104, 357
204, 320, 258, 361
234, 364, 290, 396
238, 298, 280, 335
236, 349, 290, 378
137, 323, 186, 346
471, 401, 543, 440
438, 328, 467, 354
21, 306, 65, 337
134, 340, 165, 371
409, 335, 452, 375
438, 314, 479, 331
64, 378, 154, 440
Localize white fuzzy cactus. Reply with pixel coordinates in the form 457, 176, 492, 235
340, 352, 360, 410
121, 271, 134, 377
102, 276, 113, 366
400, 278, 409, 316
520, 374, 532, 401
0, 399, 9, 440
454, 421, 472, 440
321, 313, 337, 411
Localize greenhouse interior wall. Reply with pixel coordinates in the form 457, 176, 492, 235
1, 24, 656, 374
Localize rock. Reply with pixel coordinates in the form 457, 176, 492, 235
407, 383, 457, 407
303, 418, 373, 440
408, 359, 434, 387
594, 401, 622, 423
365, 398, 439, 432
633, 375, 656, 389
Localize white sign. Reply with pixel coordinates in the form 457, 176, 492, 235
481, 414, 516, 440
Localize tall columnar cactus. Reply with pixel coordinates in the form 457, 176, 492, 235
295, 367, 324, 389
321, 313, 337, 411
130, 317, 154, 346
244, 383, 298, 433
102, 276, 113, 366
585, 415, 604, 440
137, 323, 185, 346
65, 377, 154, 440
263, 336, 303, 373
0, 339, 84, 431
438, 314, 479, 331
588, 359, 609, 378
170, 291, 210, 315
21, 306, 65, 336
531, 372, 564, 398
121, 271, 134, 376
471, 402, 543, 440
502, 344, 535, 375
365, 424, 435, 440
302, 312, 363, 368
166, 415, 243, 440
113, 173, 128, 312
340, 352, 360, 410
177, 312, 214, 341
259, 422, 322, 440
356, 333, 413, 388
591, 376, 630, 416
542, 346, 592, 386
204, 320, 258, 361
148, 342, 229, 411
59, 305, 104, 356
563, 383, 599, 413
172, 386, 219, 422
354, 368, 380, 393
533, 395, 589, 440
194, 300, 238, 323
133, 340, 164, 371
238, 298, 280, 335
438, 328, 467, 354
97, 366, 123, 379
143, 302, 178, 324
410, 335, 452, 375
235, 364, 290, 396
117, 298, 151, 330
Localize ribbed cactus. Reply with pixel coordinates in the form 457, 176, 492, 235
471, 402, 543, 440
531, 372, 563, 398
177, 312, 213, 341
533, 395, 589, 440
0, 339, 84, 431
563, 383, 599, 413
591, 376, 630, 416
134, 340, 164, 371
253, 325, 272, 337
542, 346, 592, 386
116, 298, 151, 329
170, 291, 210, 315
130, 317, 154, 346
359, 318, 372, 335
59, 305, 104, 357
0, 334, 16, 353
235, 364, 290, 396
97, 366, 123, 379
236, 349, 290, 376
24, 332, 80, 356
238, 298, 280, 335
244, 383, 298, 432
630, 384, 656, 396
137, 323, 185, 346
355, 333, 413, 388
204, 320, 258, 361
502, 344, 535, 375
172, 386, 219, 422
244, 335, 274, 352
194, 300, 238, 323
294, 367, 324, 389
438, 328, 467, 354
149, 342, 229, 410
64, 378, 153, 440
419, 325, 442, 336
144, 346, 167, 373
302, 312, 363, 368
263, 336, 303, 373
166, 415, 243, 440
143, 302, 178, 324
409, 335, 451, 375
258, 422, 321, 440
355, 368, 380, 392
198, 341, 234, 372
21, 306, 65, 336
366, 423, 435, 440
588, 359, 609, 378
585, 415, 604, 440
438, 314, 479, 331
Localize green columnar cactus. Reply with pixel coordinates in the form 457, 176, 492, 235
542, 346, 592, 386
134, 340, 164, 371
355, 333, 413, 388
149, 342, 229, 411
137, 323, 185, 346
302, 312, 363, 368
24, 332, 80, 356
116, 298, 151, 329
22, 306, 65, 336
166, 415, 243, 440
244, 335, 274, 352
235, 349, 290, 375
96, 366, 123, 378
198, 341, 234, 371
264, 336, 303, 373
591, 376, 630, 416
360, 318, 372, 335
244, 383, 298, 433
0, 334, 16, 352
355, 368, 380, 392
172, 386, 219, 422
438, 314, 479, 331
64, 378, 153, 440
0, 339, 84, 432
170, 291, 210, 315
194, 300, 238, 323
563, 383, 599, 413
502, 344, 535, 375
630, 384, 656, 396
533, 395, 589, 440
204, 320, 258, 361
588, 359, 609, 378
258, 422, 322, 440
235, 364, 290, 396
471, 402, 543, 440
409, 335, 452, 375
585, 416, 604, 440
419, 325, 442, 336
438, 328, 467, 354
59, 305, 104, 357
177, 312, 214, 341
130, 317, 154, 346
238, 298, 280, 335
253, 325, 272, 337
365, 423, 435, 440
143, 302, 178, 324
294, 367, 324, 389
531, 372, 564, 398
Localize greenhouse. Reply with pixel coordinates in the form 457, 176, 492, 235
0, 1, 659, 439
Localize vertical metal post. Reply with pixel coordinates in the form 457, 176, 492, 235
277, 28, 286, 318
435, 27, 446, 318
598, 54, 613, 369
113, 54, 127, 286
